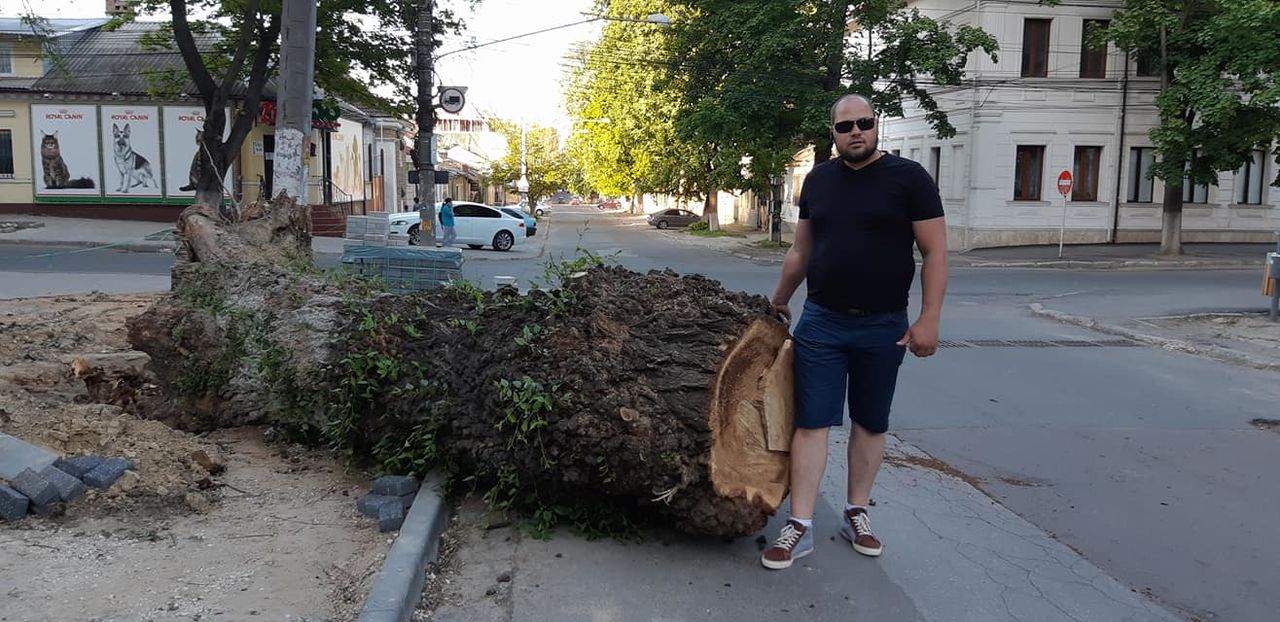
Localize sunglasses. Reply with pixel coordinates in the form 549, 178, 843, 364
834, 117, 876, 133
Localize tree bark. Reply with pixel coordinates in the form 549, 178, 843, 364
1161, 184, 1184, 255
705, 188, 720, 231
128, 196, 795, 537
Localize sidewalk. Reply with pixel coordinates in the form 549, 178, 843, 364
660, 221, 1272, 270
426, 435, 1180, 622
1, 215, 555, 262
0, 216, 177, 253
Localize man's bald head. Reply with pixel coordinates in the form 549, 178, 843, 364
831, 94, 876, 124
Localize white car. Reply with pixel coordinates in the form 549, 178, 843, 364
389, 202, 527, 251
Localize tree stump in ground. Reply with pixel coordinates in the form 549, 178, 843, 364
127, 196, 794, 537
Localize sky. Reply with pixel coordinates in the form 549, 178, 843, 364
1, 0, 602, 127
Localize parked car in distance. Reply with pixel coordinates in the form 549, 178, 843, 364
499, 207, 537, 236
388, 202, 526, 251
598, 199, 621, 211
534, 201, 550, 217
647, 208, 700, 230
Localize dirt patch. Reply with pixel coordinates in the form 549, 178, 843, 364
0, 220, 45, 235
1251, 418, 1280, 433
1143, 313, 1280, 363
884, 453, 987, 492
0, 293, 390, 621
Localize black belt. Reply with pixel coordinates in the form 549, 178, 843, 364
815, 301, 902, 317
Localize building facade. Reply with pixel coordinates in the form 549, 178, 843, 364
873, 0, 1278, 249
0, 16, 412, 223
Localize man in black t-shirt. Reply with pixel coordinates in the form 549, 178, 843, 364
761, 94, 948, 570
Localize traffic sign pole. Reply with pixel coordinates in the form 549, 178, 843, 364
1057, 170, 1073, 258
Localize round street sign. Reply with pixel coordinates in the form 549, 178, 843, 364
439, 87, 466, 114
1057, 170, 1073, 197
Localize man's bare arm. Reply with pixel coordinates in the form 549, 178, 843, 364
769, 220, 812, 324
897, 216, 948, 356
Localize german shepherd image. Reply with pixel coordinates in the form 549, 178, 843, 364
111, 123, 158, 193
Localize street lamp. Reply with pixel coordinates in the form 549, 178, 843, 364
769, 174, 785, 243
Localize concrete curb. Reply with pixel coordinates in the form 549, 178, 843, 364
0, 238, 177, 254
1028, 303, 1280, 372
358, 472, 448, 622
962, 258, 1257, 270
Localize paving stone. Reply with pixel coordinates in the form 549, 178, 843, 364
82, 457, 131, 489
54, 455, 103, 479
357, 493, 400, 518
0, 484, 29, 521
10, 468, 58, 506
377, 500, 406, 532
40, 465, 87, 502
0, 433, 57, 480
371, 475, 418, 497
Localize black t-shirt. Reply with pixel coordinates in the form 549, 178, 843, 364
798, 153, 944, 313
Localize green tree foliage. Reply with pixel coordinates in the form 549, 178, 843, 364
566, 0, 996, 227
1103, 0, 1280, 254
488, 119, 578, 208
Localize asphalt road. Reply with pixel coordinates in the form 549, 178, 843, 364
4, 206, 1277, 620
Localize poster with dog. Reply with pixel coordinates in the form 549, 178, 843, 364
100, 106, 162, 199
161, 106, 229, 199
30, 104, 101, 197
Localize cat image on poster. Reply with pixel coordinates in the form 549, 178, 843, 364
40, 132, 95, 190
179, 129, 204, 192
111, 123, 158, 193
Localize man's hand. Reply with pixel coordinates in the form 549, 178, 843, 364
772, 301, 792, 325
896, 317, 940, 357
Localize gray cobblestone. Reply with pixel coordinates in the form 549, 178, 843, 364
377, 500, 406, 532
54, 455, 103, 479
10, 468, 57, 506
371, 475, 418, 497
40, 465, 87, 502
0, 484, 29, 521
82, 457, 131, 489
357, 493, 400, 518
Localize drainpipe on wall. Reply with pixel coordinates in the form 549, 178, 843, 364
1110, 50, 1130, 243
963, 0, 983, 251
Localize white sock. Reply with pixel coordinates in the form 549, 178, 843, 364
789, 516, 813, 528
846, 504, 868, 514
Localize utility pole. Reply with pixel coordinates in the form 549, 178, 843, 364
517, 123, 529, 208
415, 0, 437, 241
272, 0, 318, 202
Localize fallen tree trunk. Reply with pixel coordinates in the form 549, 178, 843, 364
128, 197, 794, 537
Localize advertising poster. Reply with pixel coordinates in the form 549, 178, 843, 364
30, 104, 101, 197
100, 105, 162, 198
162, 106, 229, 198
331, 117, 365, 201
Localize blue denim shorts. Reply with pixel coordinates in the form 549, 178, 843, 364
792, 300, 909, 433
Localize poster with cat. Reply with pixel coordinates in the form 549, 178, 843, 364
30, 104, 101, 197
100, 106, 162, 199
161, 106, 230, 199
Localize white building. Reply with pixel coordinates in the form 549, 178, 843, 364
874, 0, 1278, 250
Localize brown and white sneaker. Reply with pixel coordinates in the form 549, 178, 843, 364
760, 519, 814, 570
839, 507, 883, 557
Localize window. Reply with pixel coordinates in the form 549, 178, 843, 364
1072, 146, 1102, 201
1183, 152, 1210, 204
909, 148, 920, 163
1080, 20, 1108, 78
0, 46, 12, 75
1236, 150, 1266, 205
1128, 147, 1156, 203
891, 149, 901, 157
0, 129, 12, 178
930, 147, 941, 187
1014, 145, 1045, 201
1135, 55, 1159, 77
1022, 19, 1051, 78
